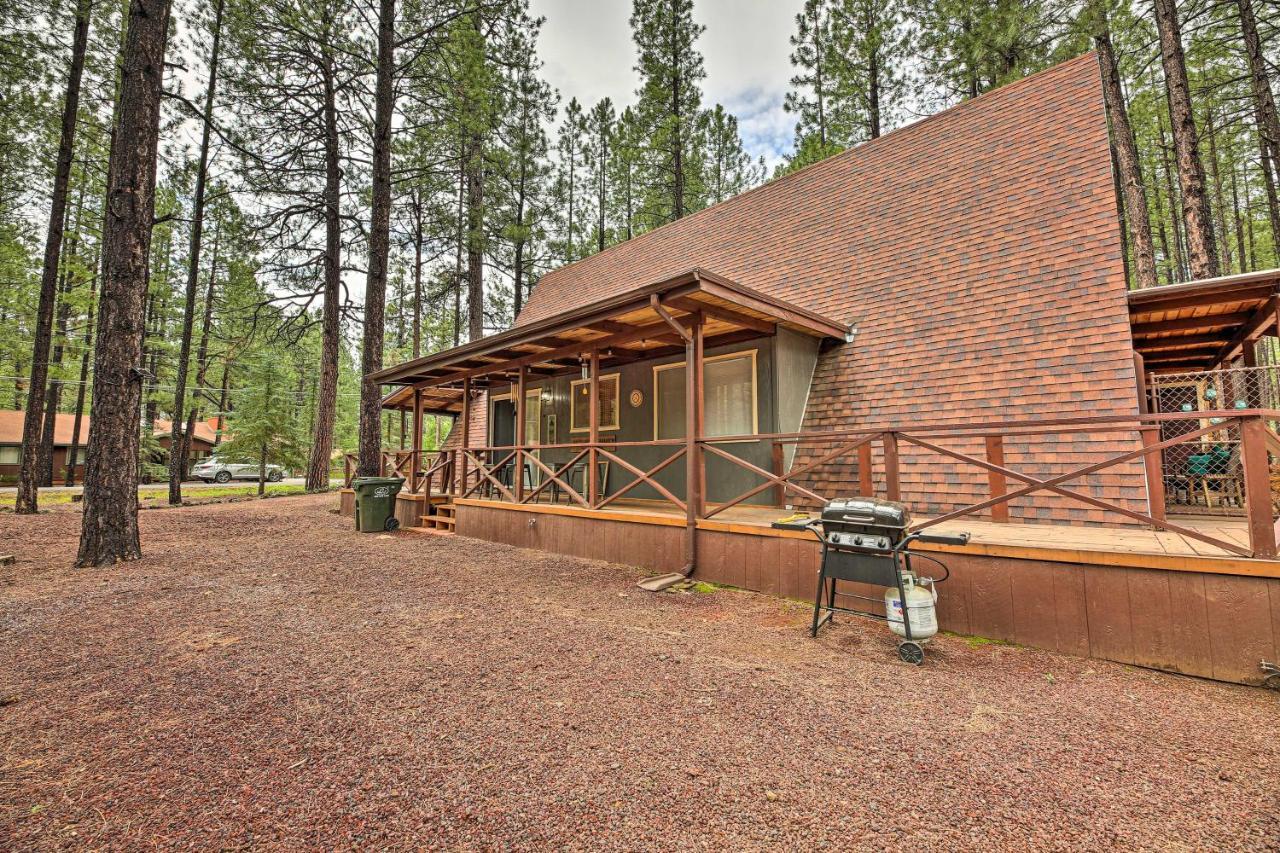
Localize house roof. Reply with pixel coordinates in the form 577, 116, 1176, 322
151, 418, 223, 445
370, 268, 849, 390
0, 410, 223, 446
512, 53, 1136, 435
1127, 268, 1280, 372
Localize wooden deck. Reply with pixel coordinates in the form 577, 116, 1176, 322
451, 496, 1280, 577
436, 495, 1280, 683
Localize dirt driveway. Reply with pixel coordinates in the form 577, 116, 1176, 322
2, 495, 1277, 849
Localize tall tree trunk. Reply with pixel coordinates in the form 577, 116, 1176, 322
215, 357, 230, 447
453, 145, 463, 347
411, 194, 422, 358
39, 184, 85, 486
17, 0, 92, 514
1204, 106, 1232, 273
512, 166, 526, 319
357, 0, 395, 477
1095, 27, 1157, 289
66, 249, 99, 486
466, 151, 483, 341
1157, 109, 1188, 280
670, 17, 684, 220
1229, 159, 1248, 272
168, 0, 223, 504
1238, 0, 1280, 244
183, 230, 219, 476
304, 51, 343, 491
596, 130, 607, 252
1153, 0, 1219, 279
867, 46, 881, 140
76, 0, 173, 567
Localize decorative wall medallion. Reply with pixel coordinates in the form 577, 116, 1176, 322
629, 389, 644, 408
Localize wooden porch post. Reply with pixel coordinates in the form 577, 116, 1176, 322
1140, 426, 1166, 524
588, 349, 600, 508
881, 432, 901, 502
515, 366, 526, 503
1132, 352, 1149, 415
858, 443, 873, 497
1242, 337, 1259, 408
1240, 414, 1276, 558
686, 315, 705, 569
771, 441, 785, 506
985, 435, 1009, 522
411, 389, 423, 492
460, 377, 471, 499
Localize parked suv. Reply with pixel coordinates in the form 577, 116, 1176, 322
192, 456, 285, 484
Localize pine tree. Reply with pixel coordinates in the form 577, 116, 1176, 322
76, 0, 173, 567
631, 0, 707, 226
701, 105, 764, 204
17, 0, 92, 514
584, 98, 616, 253
554, 96, 586, 262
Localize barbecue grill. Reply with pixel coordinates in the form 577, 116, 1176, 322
774, 497, 970, 664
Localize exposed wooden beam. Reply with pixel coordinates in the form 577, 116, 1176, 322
416, 316, 692, 389
1131, 311, 1254, 336
1128, 285, 1273, 315
651, 294, 694, 343
1211, 296, 1280, 366
586, 319, 636, 335
1135, 333, 1233, 352
663, 295, 776, 335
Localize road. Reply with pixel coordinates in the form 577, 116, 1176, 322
0, 477, 321, 494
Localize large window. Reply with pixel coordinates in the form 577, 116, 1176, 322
0, 445, 18, 465
654, 351, 758, 440
570, 373, 620, 433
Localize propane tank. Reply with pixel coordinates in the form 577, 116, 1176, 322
884, 573, 938, 641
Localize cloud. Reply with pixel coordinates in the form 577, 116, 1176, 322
718, 85, 795, 171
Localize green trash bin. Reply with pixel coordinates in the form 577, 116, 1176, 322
352, 476, 406, 532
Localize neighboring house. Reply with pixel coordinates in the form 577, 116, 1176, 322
0, 411, 223, 483
366, 54, 1280, 685
149, 418, 223, 473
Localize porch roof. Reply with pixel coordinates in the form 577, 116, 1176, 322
369, 268, 851, 390
379, 385, 465, 414
1128, 267, 1280, 372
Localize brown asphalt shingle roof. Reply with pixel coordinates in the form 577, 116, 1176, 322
0, 411, 223, 447
517, 54, 1142, 522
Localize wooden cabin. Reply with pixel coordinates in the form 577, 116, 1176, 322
358, 54, 1280, 686
0, 411, 221, 484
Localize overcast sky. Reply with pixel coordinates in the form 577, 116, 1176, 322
528, 0, 804, 170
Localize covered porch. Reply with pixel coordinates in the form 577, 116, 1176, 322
1130, 268, 1280, 518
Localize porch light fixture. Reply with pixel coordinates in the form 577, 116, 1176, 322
580, 355, 589, 381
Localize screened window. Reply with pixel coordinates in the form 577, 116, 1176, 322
654, 351, 757, 440
0, 445, 18, 465
570, 373, 620, 433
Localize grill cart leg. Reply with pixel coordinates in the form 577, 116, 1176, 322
810, 545, 834, 637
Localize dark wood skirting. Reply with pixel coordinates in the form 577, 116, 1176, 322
394, 493, 424, 528
455, 502, 1280, 686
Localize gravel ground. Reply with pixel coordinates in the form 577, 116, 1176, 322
2, 495, 1278, 850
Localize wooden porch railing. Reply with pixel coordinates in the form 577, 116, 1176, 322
700, 410, 1280, 559
347, 410, 1280, 560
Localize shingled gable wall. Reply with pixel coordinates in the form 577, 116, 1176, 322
514, 53, 1147, 524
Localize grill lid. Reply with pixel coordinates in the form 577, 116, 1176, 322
821, 497, 911, 529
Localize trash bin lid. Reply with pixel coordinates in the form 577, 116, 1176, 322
352, 476, 407, 491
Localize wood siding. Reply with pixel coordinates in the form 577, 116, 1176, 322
456, 502, 1279, 685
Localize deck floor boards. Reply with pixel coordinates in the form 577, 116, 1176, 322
457, 495, 1254, 561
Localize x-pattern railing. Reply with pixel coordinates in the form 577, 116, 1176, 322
429, 410, 1280, 560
